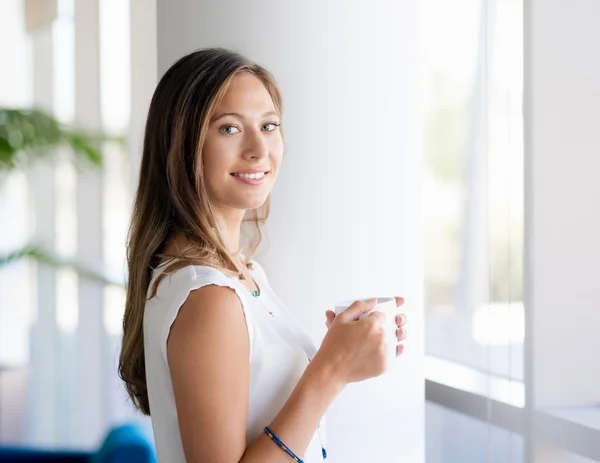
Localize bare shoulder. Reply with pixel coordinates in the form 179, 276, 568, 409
168, 283, 247, 350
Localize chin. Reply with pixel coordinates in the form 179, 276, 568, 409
245, 199, 269, 210
225, 196, 268, 211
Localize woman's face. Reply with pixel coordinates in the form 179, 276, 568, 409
202, 73, 283, 212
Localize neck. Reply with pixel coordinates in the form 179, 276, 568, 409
213, 206, 246, 256
162, 207, 247, 268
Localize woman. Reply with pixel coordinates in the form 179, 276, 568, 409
119, 47, 408, 463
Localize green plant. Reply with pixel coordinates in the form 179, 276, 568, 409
0, 107, 124, 286
0, 107, 110, 173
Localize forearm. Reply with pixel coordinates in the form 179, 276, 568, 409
240, 358, 343, 463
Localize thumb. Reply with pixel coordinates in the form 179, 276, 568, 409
337, 298, 378, 322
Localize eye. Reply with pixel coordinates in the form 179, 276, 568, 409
220, 124, 240, 135
262, 122, 281, 132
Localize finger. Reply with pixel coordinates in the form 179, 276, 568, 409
394, 296, 405, 308
396, 343, 405, 356
325, 310, 336, 328
338, 298, 377, 322
396, 313, 407, 327
396, 328, 407, 342
366, 310, 387, 327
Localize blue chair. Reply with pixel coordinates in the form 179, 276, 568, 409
0, 423, 157, 463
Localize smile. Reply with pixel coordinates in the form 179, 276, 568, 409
231, 172, 267, 179
230, 171, 269, 185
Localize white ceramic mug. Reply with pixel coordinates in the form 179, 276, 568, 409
334, 296, 398, 368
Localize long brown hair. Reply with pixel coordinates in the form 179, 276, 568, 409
119, 48, 283, 415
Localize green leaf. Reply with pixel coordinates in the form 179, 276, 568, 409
0, 244, 125, 287
0, 107, 122, 173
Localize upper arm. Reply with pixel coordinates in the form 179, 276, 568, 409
167, 284, 250, 463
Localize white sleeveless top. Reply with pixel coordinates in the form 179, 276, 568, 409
143, 257, 327, 462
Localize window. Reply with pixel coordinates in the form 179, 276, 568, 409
423, 0, 600, 461
0, 0, 150, 447
423, 0, 524, 379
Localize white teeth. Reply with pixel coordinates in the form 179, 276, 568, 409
233, 172, 266, 179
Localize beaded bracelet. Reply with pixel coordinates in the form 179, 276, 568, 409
264, 426, 304, 462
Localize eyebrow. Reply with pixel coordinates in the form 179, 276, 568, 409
211, 110, 279, 123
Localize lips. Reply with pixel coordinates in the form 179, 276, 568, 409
231, 173, 267, 185
230, 169, 270, 175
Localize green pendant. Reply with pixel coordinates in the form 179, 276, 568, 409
252, 290, 259, 297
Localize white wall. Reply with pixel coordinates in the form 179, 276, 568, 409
525, 0, 600, 407
157, 1, 424, 462
129, 0, 157, 187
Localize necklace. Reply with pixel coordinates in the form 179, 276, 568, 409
238, 269, 274, 317
252, 290, 275, 317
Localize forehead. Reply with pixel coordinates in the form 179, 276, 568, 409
216, 73, 276, 112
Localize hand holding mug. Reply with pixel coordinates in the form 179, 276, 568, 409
325, 296, 407, 357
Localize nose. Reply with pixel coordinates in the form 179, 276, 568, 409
242, 128, 269, 161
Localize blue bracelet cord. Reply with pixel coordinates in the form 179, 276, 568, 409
268, 358, 326, 460
264, 426, 304, 462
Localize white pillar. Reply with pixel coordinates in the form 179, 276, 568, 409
74, 0, 107, 447
525, 0, 600, 460
525, 0, 600, 406
157, 2, 424, 461
27, 12, 59, 447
